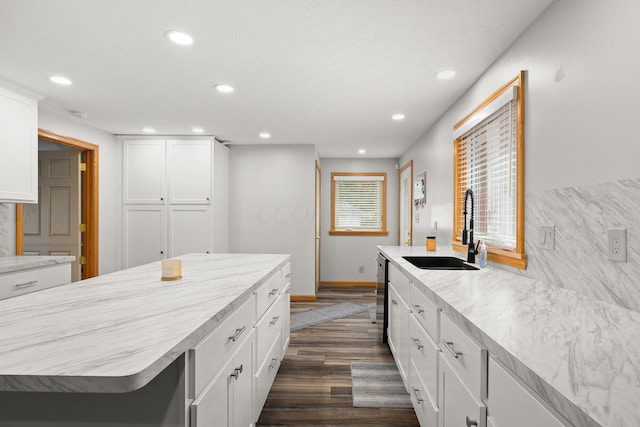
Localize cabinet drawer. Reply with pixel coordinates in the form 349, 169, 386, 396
254, 331, 282, 422
409, 314, 439, 406
410, 282, 439, 341
190, 358, 231, 427
487, 357, 568, 427
256, 295, 283, 366
409, 358, 439, 427
388, 263, 410, 302
0, 263, 71, 300
256, 270, 282, 319
440, 354, 486, 427
189, 294, 256, 398
440, 311, 487, 400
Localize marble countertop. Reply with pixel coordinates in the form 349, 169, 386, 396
379, 245, 640, 427
0, 255, 76, 275
0, 253, 290, 393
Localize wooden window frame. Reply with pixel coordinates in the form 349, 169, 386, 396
330, 172, 388, 236
452, 71, 527, 269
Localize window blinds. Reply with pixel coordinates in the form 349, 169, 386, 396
334, 175, 384, 230
455, 100, 517, 249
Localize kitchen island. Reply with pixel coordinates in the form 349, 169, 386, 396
0, 252, 291, 426
379, 245, 640, 427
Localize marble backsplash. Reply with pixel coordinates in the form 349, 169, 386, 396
0, 203, 14, 256
498, 178, 640, 312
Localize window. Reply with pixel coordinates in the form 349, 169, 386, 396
330, 172, 388, 236
453, 71, 527, 269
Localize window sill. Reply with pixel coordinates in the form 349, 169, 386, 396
330, 230, 389, 236
451, 241, 527, 269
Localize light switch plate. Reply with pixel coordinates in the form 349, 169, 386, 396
608, 228, 627, 262
539, 225, 555, 249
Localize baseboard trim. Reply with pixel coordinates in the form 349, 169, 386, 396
319, 281, 376, 288
291, 295, 317, 302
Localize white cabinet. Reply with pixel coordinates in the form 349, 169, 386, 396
123, 205, 166, 268
123, 140, 166, 204
0, 85, 38, 203
281, 264, 291, 355
388, 283, 410, 387
167, 140, 212, 204
0, 262, 71, 300
439, 354, 486, 427
191, 329, 254, 427
123, 138, 227, 268
168, 205, 213, 256
487, 357, 569, 427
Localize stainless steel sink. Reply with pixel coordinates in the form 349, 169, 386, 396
402, 256, 479, 270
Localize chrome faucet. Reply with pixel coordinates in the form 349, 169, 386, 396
462, 189, 478, 263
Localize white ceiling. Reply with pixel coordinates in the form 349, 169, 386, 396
0, 0, 554, 158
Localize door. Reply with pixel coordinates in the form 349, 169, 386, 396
167, 140, 212, 204
398, 161, 413, 246
24, 150, 81, 282
123, 205, 166, 268
123, 139, 166, 204
315, 161, 321, 294
168, 205, 213, 257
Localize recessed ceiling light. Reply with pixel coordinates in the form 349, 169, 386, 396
259, 132, 271, 139
142, 127, 156, 133
191, 127, 205, 133
358, 149, 366, 154
392, 113, 405, 121
50, 75, 72, 85
435, 70, 456, 80
215, 84, 234, 94
165, 30, 193, 46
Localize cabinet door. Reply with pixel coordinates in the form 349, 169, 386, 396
168, 205, 213, 257
123, 205, 166, 268
388, 284, 410, 387
191, 358, 232, 427
167, 140, 212, 204
440, 354, 486, 427
231, 335, 253, 427
0, 86, 38, 203
123, 140, 166, 204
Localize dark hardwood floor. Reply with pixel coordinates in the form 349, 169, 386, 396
257, 285, 420, 427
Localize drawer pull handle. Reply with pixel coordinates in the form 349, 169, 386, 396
268, 288, 279, 297
286, 288, 291, 294
411, 337, 424, 350
269, 358, 278, 369
285, 273, 291, 279
413, 304, 424, 314
441, 339, 463, 358
230, 364, 244, 380
269, 315, 280, 326
465, 416, 478, 426
411, 386, 424, 403
228, 326, 247, 342
391, 299, 398, 305
15, 280, 38, 289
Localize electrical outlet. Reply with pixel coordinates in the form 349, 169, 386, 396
358, 265, 364, 274
608, 228, 627, 262
539, 225, 554, 249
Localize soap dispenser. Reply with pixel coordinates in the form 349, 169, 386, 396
478, 241, 487, 268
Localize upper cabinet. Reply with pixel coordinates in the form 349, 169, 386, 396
0, 84, 39, 203
123, 139, 212, 205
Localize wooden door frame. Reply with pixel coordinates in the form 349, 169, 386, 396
16, 128, 99, 279
398, 160, 413, 245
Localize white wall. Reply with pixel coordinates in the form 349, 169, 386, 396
399, 0, 640, 310
401, 0, 640, 237
320, 158, 398, 282
39, 108, 123, 274
228, 144, 316, 296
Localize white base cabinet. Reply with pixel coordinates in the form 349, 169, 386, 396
0, 263, 71, 300
439, 354, 486, 427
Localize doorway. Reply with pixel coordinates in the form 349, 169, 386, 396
15, 128, 99, 280
398, 161, 413, 246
